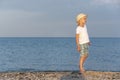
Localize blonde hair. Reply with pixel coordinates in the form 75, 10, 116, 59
76, 13, 87, 26
76, 13, 87, 21
76, 19, 81, 26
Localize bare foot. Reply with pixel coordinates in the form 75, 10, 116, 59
80, 68, 85, 73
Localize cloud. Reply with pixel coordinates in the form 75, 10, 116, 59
0, 10, 46, 36
0, 10, 73, 37
0, 10, 45, 27
92, 0, 120, 5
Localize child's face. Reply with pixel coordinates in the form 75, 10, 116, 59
80, 16, 87, 24
77, 16, 87, 26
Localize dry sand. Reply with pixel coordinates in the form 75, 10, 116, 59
0, 71, 120, 80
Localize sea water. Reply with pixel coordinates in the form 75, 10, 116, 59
0, 37, 120, 72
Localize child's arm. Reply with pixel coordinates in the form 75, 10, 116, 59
76, 34, 81, 52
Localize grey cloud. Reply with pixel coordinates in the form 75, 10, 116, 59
0, 0, 120, 37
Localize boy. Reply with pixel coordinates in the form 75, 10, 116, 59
76, 13, 90, 73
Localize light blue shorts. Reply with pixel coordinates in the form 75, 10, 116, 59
80, 43, 89, 56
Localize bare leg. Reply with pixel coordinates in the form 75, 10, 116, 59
79, 54, 88, 73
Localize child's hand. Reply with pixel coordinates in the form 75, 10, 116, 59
88, 42, 91, 46
77, 45, 81, 52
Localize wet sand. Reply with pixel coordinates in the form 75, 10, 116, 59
0, 71, 120, 80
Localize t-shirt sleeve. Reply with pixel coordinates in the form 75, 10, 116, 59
76, 27, 81, 34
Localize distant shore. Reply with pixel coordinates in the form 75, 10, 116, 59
0, 71, 120, 80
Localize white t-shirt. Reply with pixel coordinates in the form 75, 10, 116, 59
76, 25, 90, 44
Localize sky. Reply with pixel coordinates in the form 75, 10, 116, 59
0, 0, 120, 37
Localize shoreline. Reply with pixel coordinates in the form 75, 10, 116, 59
0, 71, 120, 80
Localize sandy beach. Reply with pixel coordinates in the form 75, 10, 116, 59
0, 71, 120, 80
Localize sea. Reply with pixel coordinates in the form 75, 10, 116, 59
0, 37, 120, 72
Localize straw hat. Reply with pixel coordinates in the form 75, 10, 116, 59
76, 13, 87, 21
